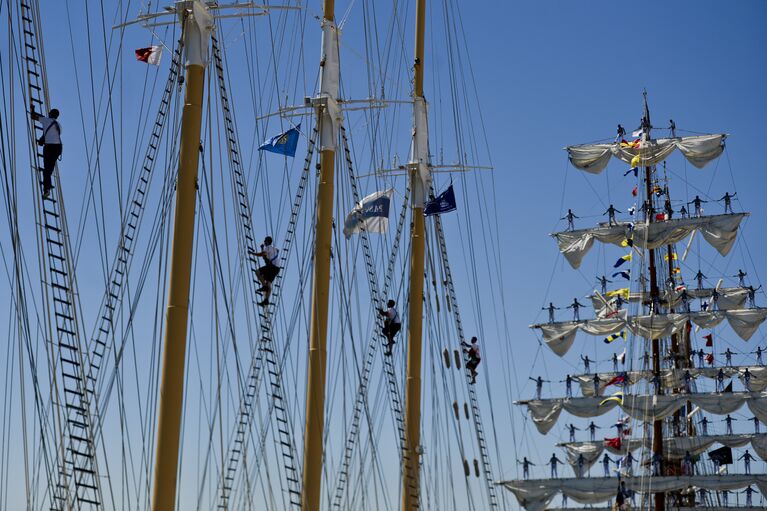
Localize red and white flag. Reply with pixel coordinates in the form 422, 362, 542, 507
135, 46, 162, 66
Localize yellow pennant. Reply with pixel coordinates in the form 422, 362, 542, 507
606, 288, 630, 299
630, 154, 641, 168
600, 391, 624, 406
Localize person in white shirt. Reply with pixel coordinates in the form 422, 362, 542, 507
253, 236, 280, 306
30, 105, 62, 198
378, 299, 401, 355
462, 336, 481, 384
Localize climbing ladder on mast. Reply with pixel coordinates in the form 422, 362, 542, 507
433, 213, 499, 509
18, 0, 102, 508
331, 125, 415, 508
211, 36, 304, 509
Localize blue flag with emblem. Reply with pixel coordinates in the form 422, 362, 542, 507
258, 123, 300, 157
343, 189, 394, 239
424, 184, 457, 216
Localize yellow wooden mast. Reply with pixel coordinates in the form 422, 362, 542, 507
402, 0, 429, 507
149, 2, 212, 510
301, 0, 339, 508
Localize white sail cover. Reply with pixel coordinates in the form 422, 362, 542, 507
553, 213, 747, 270
536, 311, 628, 357
566, 134, 726, 174
561, 433, 767, 466
533, 308, 767, 357
574, 366, 767, 397
591, 287, 749, 318
518, 391, 767, 435
500, 474, 766, 511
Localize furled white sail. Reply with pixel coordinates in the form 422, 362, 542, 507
566, 134, 726, 175
591, 287, 749, 318
518, 391, 767, 435
574, 366, 767, 397
536, 311, 628, 357
561, 433, 767, 465
674, 134, 727, 168
533, 308, 767, 357
500, 474, 766, 511
553, 213, 747, 270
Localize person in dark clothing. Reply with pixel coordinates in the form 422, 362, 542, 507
663, 198, 674, 219
734, 269, 748, 287
597, 275, 612, 295
378, 299, 401, 355
252, 236, 280, 306
688, 195, 707, 217
718, 192, 736, 213
30, 105, 62, 198
603, 204, 621, 226
567, 298, 586, 321
543, 302, 559, 323
463, 336, 482, 384
561, 209, 579, 231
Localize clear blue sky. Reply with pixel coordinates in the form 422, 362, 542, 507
2, 1, 766, 509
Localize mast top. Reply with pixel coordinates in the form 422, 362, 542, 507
642, 89, 652, 138
114, 2, 297, 67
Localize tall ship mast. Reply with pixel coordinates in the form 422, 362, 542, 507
0, 0, 507, 508
502, 94, 767, 510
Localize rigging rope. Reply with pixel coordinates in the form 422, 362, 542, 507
432, 211, 499, 508
330, 123, 411, 508
212, 35, 314, 508
17, 0, 105, 507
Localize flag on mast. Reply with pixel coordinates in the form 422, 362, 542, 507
613, 254, 632, 268
606, 373, 627, 386
135, 46, 163, 66
600, 391, 623, 406
343, 189, 394, 239
259, 124, 301, 157
424, 184, 457, 216
604, 331, 626, 344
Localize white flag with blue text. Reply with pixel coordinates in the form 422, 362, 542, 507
343, 189, 393, 239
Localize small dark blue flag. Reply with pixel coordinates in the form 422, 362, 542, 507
424, 185, 457, 216
624, 167, 638, 177
259, 124, 300, 157
612, 270, 630, 280
613, 254, 632, 268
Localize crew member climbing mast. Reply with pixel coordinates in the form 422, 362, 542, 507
463, 336, 482, 384
252, 236, 280, 306
378, 299, 401, 356
30, 105, 62, 198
